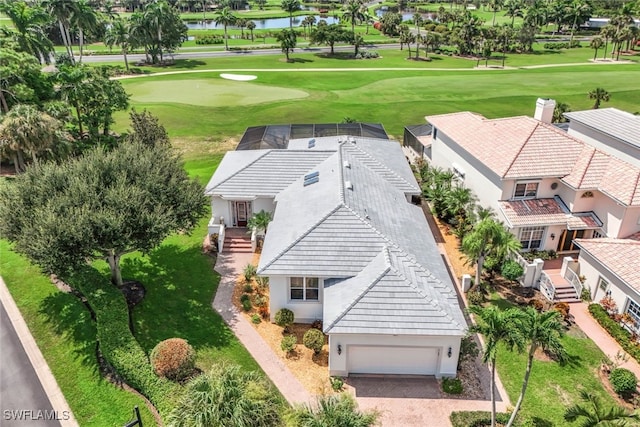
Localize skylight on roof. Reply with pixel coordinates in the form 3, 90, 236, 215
304, 171, 319, 186
308, 138, 316, 148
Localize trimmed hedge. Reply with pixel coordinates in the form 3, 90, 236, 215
610, 368, 637, 396
450, 411, 511, 427
589, 304, 640, 363
70, 269, 177, 415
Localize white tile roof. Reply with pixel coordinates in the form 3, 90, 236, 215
426, 112, 640, 206
565, 108, 640, 148
575, 233, 640, 292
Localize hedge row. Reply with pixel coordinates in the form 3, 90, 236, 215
450, 411, 511, 427
588, 304, 640, 363
71, 269, 178, 416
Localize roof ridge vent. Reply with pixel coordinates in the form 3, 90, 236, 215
345, 180, 353, 190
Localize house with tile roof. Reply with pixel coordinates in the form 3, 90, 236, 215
205, 133, 467, 378
425, 100, 640, 305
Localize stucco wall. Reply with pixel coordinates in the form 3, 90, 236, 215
268, 275, 324, 323
430, 131, 503, 214
327, 333, 461, 378
253, 197, 276, 216
211, 198, 232, 227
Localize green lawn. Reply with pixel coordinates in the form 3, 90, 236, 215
487, 294, 618, 426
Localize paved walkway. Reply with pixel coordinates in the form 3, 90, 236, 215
0, 277, 78, 427
212, 250, 508, 427
571, 302, 640, 378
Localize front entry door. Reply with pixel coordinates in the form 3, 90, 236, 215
234, 201, 249, 227
557, 229, 585, 252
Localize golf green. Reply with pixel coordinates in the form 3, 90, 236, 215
127, 77, 309, 107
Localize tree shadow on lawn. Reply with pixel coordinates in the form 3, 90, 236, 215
287, 57, 313, 63
40, 292, 101, 374
120, 244, 237, 356
314, 52, 357, 60
161, 59, 207, 69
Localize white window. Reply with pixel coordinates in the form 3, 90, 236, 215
598, 277, 609, 292
519, 226, 545, 250
626, 299, 640, 328
290, 277, 319, 301
513, 182, 539, 199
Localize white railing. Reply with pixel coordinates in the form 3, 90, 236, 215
539, 271, 555, 302
564, 267, 583, 300
208, 217, 221, 236
251, 227, 257, 253
513, 251, 529, 271
218, 223, 225, 253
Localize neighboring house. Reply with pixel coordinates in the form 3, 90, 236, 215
424, 100, 640, 302
205, 132, 467, 378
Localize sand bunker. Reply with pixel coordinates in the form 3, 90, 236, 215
220, 73, 257, 81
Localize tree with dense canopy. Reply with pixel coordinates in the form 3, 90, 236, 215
0, 141, 207, 288
166, 363, 282, 427
0, 0, 54, 63
0, 47, 54, 114
276, 28, 297, 61
310, 22, 351, 54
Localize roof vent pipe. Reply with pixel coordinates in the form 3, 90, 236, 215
344, 160, 351, 168
345, 181, 353, 190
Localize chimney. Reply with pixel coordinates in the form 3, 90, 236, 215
534, 98, 556, 123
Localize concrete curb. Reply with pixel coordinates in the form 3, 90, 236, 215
0, 276, 78, 427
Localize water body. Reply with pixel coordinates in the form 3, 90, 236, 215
185, 15, 339, 30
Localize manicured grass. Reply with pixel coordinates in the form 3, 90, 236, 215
487, 294, 617, 425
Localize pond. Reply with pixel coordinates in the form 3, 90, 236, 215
185, 15, 340, 30
374, 8, 437, 22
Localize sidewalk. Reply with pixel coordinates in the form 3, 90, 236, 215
571, 302, 640, 378
0, 276, 78, 427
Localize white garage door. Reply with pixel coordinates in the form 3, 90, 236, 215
348, 346, 439, 375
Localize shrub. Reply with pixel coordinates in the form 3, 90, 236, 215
242, 298, 252, 312
531, 299, 545, 312
256, 276, 269, 290
330, 376, 344, 392
243, 283, 253, 293
450, 411, 511, 427
501, 260, 524, 281
150, 338, 196, 382
240, 293, 250, 303
467, 290, 484, 306
275, 308, 294, 330
303, 328, 325, 355
311, 319, 323, 330
257, 305, 270, 319
442, 377, 463, 394
610, 368, 637, 396
581, 287, 592, 301
251, 314, 261, 324
281, 335, 297, 354
254, 294, 267, 307
195, 34, 224, 45
553, 302, 570, 321
600, 296, 618, 315
244, 264, 257, 283
589, 304, 640, 364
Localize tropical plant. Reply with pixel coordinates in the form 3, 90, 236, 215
501, 260, 524, 282
243, 263, 257, 283
600, 24, 616, 60
503, 0, 525, 27
150, 338, 196, 382
167, 363, 282, 427
564, 0, 592, 45
506, 307, 567, 427
342, 0, 365, 34
0, 0, 54, 63
247, 20, 256, 41
276, 28, 297, 61
303, 328, 325, 355
0, 47, 54, 114
281, 335, 297, 355
589, 87, 611, 109
45, 0, 78, 64
104, 18, 132, 71
468, 305, 525, 427
310, 23, 351, 55
553, 101, 572, 123
287, 394, 378, 427
564, 390, 640, 426
71, 0, 99, 64
590, 36, 603, 61
275, 308, 294, 330
281, 0, 301, 29
609, 368, 638, 397
247, 210, 273, 235
213, 6, 236, 49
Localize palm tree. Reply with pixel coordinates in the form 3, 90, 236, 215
590, 36, 603, 61
362, 10, 374, 35
276, 28, 297, 61
247, 20, 256, 42
461, 217, 521, 288
236, 18, 247, 38
213, 7, 236, 51
564, 390, 640, 426
399, 25, 415, 58
488, 0, 504, 26
413, 13, 423, 36
506, 307, 567, 427
588, 87, 610, 109
0, 1, 54, 64
45, 0, 79, 64
600, 25, 616, 60
553, 102, 571, 123
143, 0, 172, 63
288, 394, 378, 427
468, 305, 525, 427
565, 0, 591, 45
281, 0, 301, 29
342, 0, 365, 34
167, 363, 281, 427
104, 18, 131, 71
503, 0, 524, 27
55, 65, 88, 136
444, 185, 475, 236
72, 0, 99, 64
247, 210, 272, 234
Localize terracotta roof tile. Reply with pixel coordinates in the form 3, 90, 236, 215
575, 238, 640, 291
499, 198, 601, 228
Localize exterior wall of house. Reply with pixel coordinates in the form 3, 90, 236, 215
211, 197, 232, 227
567, 123, 640, 168
252, 197, 276, 217
619, 206, 640, 239
579, 251, 640, 317
430, 131, 503, 214
327, 333, 461, 378
500, 177, 560, 201
269, 275, 324, 324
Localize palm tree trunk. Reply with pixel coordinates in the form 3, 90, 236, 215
224, 25, 229, 51
11, 153, 20, 174
74, 101, 83, 136
58, 21, 72, 60
0, 90, 9, 114
123, 48, 130, 71
507, 348, 536, 427
476, 254, 485, 288
106, 251, 123, 287
64, 24, 75, 63
603, 39, 608, 60
79, 28, 84, 63
490, 360, 497, 427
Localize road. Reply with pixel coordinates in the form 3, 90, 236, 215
0, 303, 61, 427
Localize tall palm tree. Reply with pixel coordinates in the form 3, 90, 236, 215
281, 0, 301, 29
468, 305, 525, 427
167, 363, 281, 427
564, 0, 591, 45
342, 0, 365, 34
503, 0, 524, 27
44, 0, 79, 64
276, 28, 297, 61
247, 20, 256, 41
413, 13, 423, 36
600, 24, 616, 60
104, 18, 131, 71
588, 87, 610, 109
590, 36, 603, 61
564, 390, 640, 426
0, 1, 54, 64
506, 308, 567, 427
72, 0, 99, 64
362, 9, 374, 35
213, 7, 236, 51
488, 0, 504, 26
55, 65, 88, 136
144, 0, 170, 63
288, 394, 378, 427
